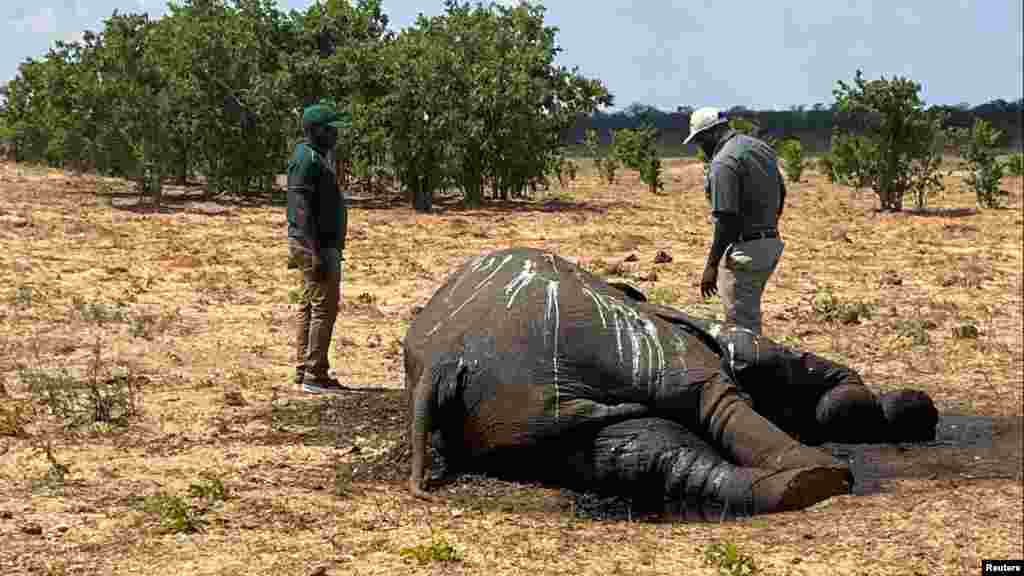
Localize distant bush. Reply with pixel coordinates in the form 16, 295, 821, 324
585, 128, 619, 184
613, 115, 664, 194
776, 138, 805, 183
952, 118, 1005, 208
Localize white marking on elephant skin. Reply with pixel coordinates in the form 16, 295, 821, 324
545, 280, 560, 420
445, 254, 515, 323
643, 319, 665, 391
446, 255, 488, 303
504, 259, 537, 309
672, 332, 688, 372
581, 286, 608, 328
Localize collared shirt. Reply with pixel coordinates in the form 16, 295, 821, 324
287, 141, 347, 252
705, 131, 785, 235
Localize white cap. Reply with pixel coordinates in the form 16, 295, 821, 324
683, 107, 729, 144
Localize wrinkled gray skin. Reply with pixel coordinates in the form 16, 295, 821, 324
404, 247, 937, 515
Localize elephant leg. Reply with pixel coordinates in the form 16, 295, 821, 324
718, 328, 936, 444
773, 348, 938, 444
697, 371, 851, 477
564, 417, 851, 520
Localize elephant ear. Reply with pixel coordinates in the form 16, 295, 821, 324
607, 282, 647, 302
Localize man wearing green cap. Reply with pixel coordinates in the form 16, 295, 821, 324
287, 102, 350, 393
684, 107, 787, 336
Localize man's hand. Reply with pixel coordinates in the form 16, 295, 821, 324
701, 265, 718, 298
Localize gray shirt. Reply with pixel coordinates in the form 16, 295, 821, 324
705, 132, 785, 235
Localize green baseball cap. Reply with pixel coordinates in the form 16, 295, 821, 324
302, 102, 351, 130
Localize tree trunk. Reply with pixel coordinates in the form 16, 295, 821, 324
413, 177, 432, 212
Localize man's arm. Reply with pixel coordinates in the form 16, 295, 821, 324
706, 213, 741, 270
700, 160, 742, 297
778, 174, 787, 220
705, 160, 743, 269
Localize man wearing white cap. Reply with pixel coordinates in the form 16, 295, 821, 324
684, 107, 787, 335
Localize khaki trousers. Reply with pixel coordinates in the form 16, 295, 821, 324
717, 237, 784, 336
288, 239, 342, 383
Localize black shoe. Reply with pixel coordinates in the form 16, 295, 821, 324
302, 377, 346, 394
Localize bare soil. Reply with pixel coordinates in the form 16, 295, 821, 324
1, 158, 1021, 575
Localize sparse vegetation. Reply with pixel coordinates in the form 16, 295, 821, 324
776, 138, 805, 183
400, 538, 463, 565
952, 118, 1006, 208
812, 286, 874, 325
613, 114, 665, 194
142, 474, 229, 534
585, 128, 619, 185
20, 334, 137, 429
703, 541, 759, 575
895, 318, 937, 347
143, 493, 208, 534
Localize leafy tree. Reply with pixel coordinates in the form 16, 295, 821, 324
613, 113, 663, 193
952, 118, 1005, 208
831, 70, 945, 211
776, 138, 805, 183
387, 1, 609, 209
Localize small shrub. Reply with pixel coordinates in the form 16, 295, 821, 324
20, 340, 137, 428
812, 287, 874, 325
952, 323, 980, 339
952, 119, 1005, 208
13, 286, 34, 308
72, 297, 128, 325
188, 475, 229, 503
895, 318, 937, 347
703, 541, 759, 575
400, 539, 463, 565
776, 138, 805, 183
584, 129, 619, 185
614, 119, 664, 194
143, 493, 207, 534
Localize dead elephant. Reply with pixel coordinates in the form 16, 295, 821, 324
403, 247, 938, 519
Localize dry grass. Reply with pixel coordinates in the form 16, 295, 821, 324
1, 158, 1022, 575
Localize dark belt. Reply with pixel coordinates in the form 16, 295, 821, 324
739, 229, 779, 243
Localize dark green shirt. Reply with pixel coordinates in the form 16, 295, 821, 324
287, 141, 346, 252
705, 132, 786, 235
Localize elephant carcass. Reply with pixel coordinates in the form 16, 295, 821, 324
403, 247, 852, 519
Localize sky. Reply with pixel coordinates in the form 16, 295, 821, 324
3, 0, 1022, 111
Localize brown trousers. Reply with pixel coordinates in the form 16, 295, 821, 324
717, 237, 784, 336
288, 239, 342, 383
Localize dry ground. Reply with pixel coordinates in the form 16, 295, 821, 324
1, 157, 1022, 576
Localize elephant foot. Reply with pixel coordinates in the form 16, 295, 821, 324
814, 386, 939, 444
879, 390, 938, 442
757, 442, 849, 471
746, 465, 853, 514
